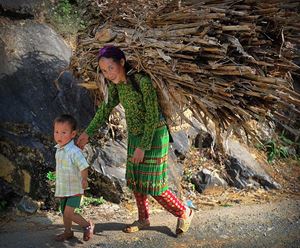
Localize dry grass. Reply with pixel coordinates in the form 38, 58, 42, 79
69, 0, 300, 146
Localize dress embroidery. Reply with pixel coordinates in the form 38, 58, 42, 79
85, 74, 160, 150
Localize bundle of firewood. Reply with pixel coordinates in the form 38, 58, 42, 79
70, 0, 300, 144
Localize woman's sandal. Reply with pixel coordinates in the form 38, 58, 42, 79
123, 219, 150, 233
55, 231, 74, 242
83, 221, 95, 241
176, 207, 194, 236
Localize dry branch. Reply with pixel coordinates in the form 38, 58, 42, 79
69, 0, 300, 146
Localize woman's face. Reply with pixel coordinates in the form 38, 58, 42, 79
99, 57, 126, 84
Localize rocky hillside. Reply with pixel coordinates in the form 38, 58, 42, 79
0, 0, 299, 216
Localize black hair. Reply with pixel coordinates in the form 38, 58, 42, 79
97, 46, 141, 92
97, 45, 126, 63
53, 114, 77, 131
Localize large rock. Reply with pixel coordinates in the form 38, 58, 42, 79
0, 20, 93, 131
0, 19, 93, 205
0, 0, 45, 16
191, 168, 228, 193
225, 139, 281, 189
84, 140, 127, 204
0, 177, 21, 209
170, 126, 199, 158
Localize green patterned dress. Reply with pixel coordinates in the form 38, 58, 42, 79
85, 74, 169, 195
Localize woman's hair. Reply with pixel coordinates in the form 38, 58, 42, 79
98, 45, 141, 91
97, 45, 132, 73
54, 114, 77, 131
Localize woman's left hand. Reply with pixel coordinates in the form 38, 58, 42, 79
131, 148, 145, 164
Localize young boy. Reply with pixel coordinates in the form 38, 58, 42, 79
53, 114, 94, 242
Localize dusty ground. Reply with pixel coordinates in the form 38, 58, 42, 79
0, 197, 299, 248
0, 153, 299, 248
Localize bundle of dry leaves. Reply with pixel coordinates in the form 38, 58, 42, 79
69, 0, 300, 145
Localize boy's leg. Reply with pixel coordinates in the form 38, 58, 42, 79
55, 198, 74, 241
64, 196, 94, 241
63, 213, 73, 233
63, 196, 89, 228
64, 206, 89, 227
60, 198, 72, 231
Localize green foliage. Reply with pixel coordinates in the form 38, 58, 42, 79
75, 196, 105, 214
183, 169, 194, 182
82, 196, 105, 207
188, 182, 196, 191
46, 171, 56, 193
0, 200, 7, 212
263, 140, 288, 163
46, 171, 56, 181
49, 0, 86, 36
258, 131, 300, 163
74, 207, 82, 214
56, 0, 72, 16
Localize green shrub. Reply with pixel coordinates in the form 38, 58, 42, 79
0, 200, 7, 212
49, 0, 86, 36
82, 196, 105, 207
46, 171, 56, 181
75, 196, 105, 214
258, 131, 300, 163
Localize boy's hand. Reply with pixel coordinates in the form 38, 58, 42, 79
81, 178, 88, 190
131, 147, 145, 164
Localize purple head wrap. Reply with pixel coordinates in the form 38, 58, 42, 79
97, 45, 126, 62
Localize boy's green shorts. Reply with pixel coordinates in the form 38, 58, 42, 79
60, 195, 82, 214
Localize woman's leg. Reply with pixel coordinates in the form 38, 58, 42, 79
134, 191, 150, 221
152, 189, 186, 218
123, 192, 150, 233
153, 190, 194, 235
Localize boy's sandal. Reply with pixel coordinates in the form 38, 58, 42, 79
176, 207, 194, 236
55, 231, 74, 242
83, 221, 95, 241
123, 219, 150, 233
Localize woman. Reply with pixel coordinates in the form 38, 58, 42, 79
77, 45, 193, 235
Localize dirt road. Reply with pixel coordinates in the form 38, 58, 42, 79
0, 198, 299, 248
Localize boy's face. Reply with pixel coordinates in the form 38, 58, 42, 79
54, 122, 76, 147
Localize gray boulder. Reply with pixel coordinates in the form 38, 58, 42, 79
192, 168, 228, 193
0, 19, 93, 206
225, 139, 281, 189
0, 0, 45, 16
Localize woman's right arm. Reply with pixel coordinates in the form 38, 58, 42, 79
77, 84, 119, 149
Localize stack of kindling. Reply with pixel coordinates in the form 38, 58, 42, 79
70, 0, 300, 144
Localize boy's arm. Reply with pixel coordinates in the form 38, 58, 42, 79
81, 168, 88, 190
72, 149, 90, 190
